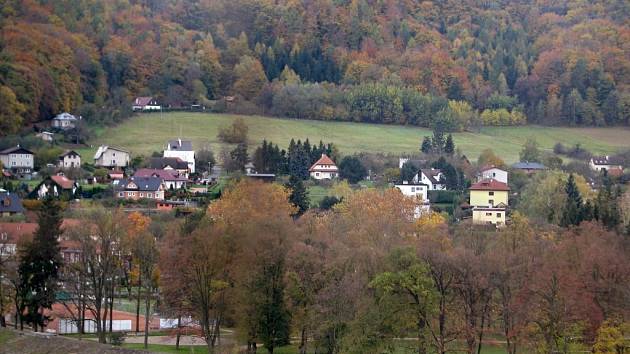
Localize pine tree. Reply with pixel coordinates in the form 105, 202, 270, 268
286, 175, 309, 216
560, 174, 584, 227
444, 134, 455, 155
18, 197, 63, 331
595, 172, 621, 230
421, 137, 432, 154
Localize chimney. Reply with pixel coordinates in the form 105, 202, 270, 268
178, 138, 182, 146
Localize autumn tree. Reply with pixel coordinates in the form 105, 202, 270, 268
0, 86, 25, 136
233, 56, 268, 100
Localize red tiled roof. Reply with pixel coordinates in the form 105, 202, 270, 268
309, 154, 337, 172
0, 219, 82, 245
51, 175, 75, 189
134, 96, 154, 106
469, 178, 510, 191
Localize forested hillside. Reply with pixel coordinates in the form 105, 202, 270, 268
1, 0, 629, 136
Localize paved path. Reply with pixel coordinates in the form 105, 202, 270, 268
124, 334, 236, 347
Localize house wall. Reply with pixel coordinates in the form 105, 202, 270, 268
481, 168, 508, 184
1, 153, 34, 170
310, 170, 337, 180
95, 149, 130, 168
470, 190, 508, 207
419, 172, 445, 190
395, 184, 428, 201
472, 209, 506, 226
116, 190, 164, 200
59, 155, 81, 168
52, 119, 75, 129
163, 150, 195, 173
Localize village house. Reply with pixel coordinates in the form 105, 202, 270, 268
132, 96, 161, 111
31, 175, 79, 200
0, 192, 24, 217
149, 157, 190, 177
469, 178, 510, 227
115, 176, 165, 200
0, 146, 35, 179
94, 145, 130, 169
589, 156, 623, 172
163, 139, 196, 173
0, 219, 81, 258
512, 162, 546, 175
44, 303, 159, 334
58, 150, 81, 169
478, 166, 508, 184
36, 131, 54, 142
133, 168, 189, 190
415, 169, 445, 190
309, 154, 338, 180
394, 181, 431, 217
51, 112, 79, 130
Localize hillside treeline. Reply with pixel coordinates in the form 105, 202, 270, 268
1, 0, 629, 135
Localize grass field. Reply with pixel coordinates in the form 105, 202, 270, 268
81, 112, 630, 164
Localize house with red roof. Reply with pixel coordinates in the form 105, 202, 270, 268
469, 178, 510, 227
31, 175, 79, 200
132, 96, 161, 111
309, 154, 338, 180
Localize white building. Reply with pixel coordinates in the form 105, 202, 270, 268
94, 145, 130, 169
132, 96, 161, 111
163, 139, 195, 173
394, 182, 431, 218
478, 166, 508, 184
589, 156, 623, 172
52, 112, 79, 130
0, 146, 34, 178
36, 131, 54, 142
309, 154, 338, 180
58, 150, 81, 169
415, 169, 445, 190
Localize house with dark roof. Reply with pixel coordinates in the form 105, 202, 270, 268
132, 96, 161, 111
469, 178, 510, 227
164, 139, 195, 173
51, 112, 79, 130
133, 168, 189, 190
589, 156, 623, 172
0, 192, 24, 217
58, 150, 81, 169
415, 169, 445, 190
114, 176, 165, 200
512, 162, 546, 175
31, 175, 79, 200
0, 145, 34, 178
149, 157, 190, 177
309, 154, 338, 180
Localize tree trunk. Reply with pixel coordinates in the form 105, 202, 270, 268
175, 315, 181, 350
299, 326, 307, 354
109, 284, 114, 334
136, 272, 141, 333
143, 286, 150, 349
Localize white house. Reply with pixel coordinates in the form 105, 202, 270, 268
0, 146, 34, 178
589, 156, 623, 172
36, 131, 54, 142
52, 112, 79, 130
58, 150, 81, 169
309, 154, 338, 180
94, 145, 131, 169
415, 169, 445, 190
163, 139, 195, 173
132, 97, 161, 111
394, 182, 431, 218
478, 166, 508, 184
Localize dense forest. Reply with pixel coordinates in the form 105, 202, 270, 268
1, 0, 629, 135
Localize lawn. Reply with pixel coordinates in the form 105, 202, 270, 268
81, 112, 630, 164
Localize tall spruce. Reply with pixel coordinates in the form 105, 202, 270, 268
18, 197, 63, 331
444, 134, 455, 155
230, 142, 249, 172
594, 172, 621, 230
421, 137, 432, 154
286, 175, 309, 216
560, 174, 584, 227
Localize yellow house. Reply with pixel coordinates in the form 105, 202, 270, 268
469, 178, 510, 227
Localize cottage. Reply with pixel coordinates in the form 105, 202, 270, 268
134, 168, 189, 190
394, 181, 431, 217
309, 154, 338, 180
36, 131, 54, 142
416, 169, 445, 190
58, 150, 81, 169
478, 166, 508, 184
31, 175, 79, 200
52, 112, 79, 130
512, 162, 546, 175
0, 146, 35, 178
94, 145, 130, 169
469, 178, 510, 227
132, 96, 161, 111
115, 176, 165, 200
163, 139, 196, 173
149, 157, 190, 177
0, 192, 24, 217
589, 156, 623, 172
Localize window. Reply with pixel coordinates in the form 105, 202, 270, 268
489, 191, 494, 196
140, 193, 144, 198
147, 193, 153, 198
411, 187, 415, 192
316, 173, 320, 176
489, 199, 494, 205
492, 172, 496, 177
119, 192, 124, 197
485, 212, 492, 216
497, 213, 502, 218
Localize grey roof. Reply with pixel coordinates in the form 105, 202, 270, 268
0, 192, 25, 213
512, 162, 546, 170
59, 150, 80, 158
420, 169, 442, 185
116, 176, 163, 192
149, 157, 189, 170
53, 112, 78, 121
94, 145, 129, 160
167, 139, 193, 151
0, 146, 34, 155
591, 156, 623, 165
